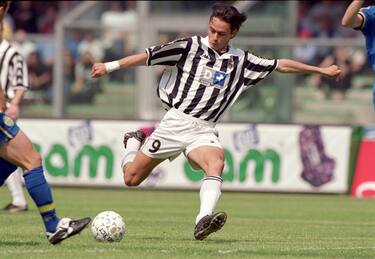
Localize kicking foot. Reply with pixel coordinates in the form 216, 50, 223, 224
47, 217, 91, 245
194, 212, 227, 240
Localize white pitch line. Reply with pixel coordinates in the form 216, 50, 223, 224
218, 249, 239, 254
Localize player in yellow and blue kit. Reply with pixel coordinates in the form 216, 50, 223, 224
342, 0, 375, 108
0, 92, 91, 244
0, 1, 90, 244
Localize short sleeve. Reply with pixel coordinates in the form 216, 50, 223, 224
360, 6, 375, 36
243, 52, 278, 87
145, 37, 192, 66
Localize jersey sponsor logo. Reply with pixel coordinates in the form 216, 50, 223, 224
2, 114, 14, 127
199, 67, 227, 88
213, 71, 226, 86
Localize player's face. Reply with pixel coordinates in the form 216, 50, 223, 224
208, 17, 237, 52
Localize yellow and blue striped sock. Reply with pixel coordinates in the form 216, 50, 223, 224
24, 166, 60, 233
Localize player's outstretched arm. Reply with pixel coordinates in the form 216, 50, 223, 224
276, 59, 341, 80
342, 0, 364, 29
91, 52, 148, 78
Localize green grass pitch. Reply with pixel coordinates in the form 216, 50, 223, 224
1, 186, 375, 259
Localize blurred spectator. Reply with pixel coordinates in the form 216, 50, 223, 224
9, 1, 78, 34
27, 51, 53, 103
63, 49, 76, 96
310, 46, 365, 100
297, 1, 319, 38
293, 30, 318, 65
312, 15, 336, 63
309, 0, 345, 33
10, 1, 38, 33
100, 3, 137, 51
69, 51, 101, 104
101, 1, 137, 53
78, 31, 104, 63
314, 15, 338, 38
101, 1, 138, 82
351, 48, 368, 75
13, 29, 36, 60
297, 0, 352, 39
35, 38, 55, 67
101, 2, 127, 82
57, 1, 80, 17
65, 29, 83, 62
37, 5, 58, 34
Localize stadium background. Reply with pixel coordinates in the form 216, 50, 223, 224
1, 1, 375, 258
7, 0, 374, 124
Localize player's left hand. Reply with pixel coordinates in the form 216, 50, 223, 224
5, 103, 19, 120
321, 65, 341, 81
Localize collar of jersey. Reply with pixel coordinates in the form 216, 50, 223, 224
201, 36, 237, 59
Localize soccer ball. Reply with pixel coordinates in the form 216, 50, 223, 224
91, 211, 126, 242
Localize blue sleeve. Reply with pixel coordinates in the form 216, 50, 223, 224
361, 6, 375, 36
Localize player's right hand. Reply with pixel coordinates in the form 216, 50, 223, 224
91, 63, 107, 78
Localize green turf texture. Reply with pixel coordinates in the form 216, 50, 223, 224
1, 187, 375, 259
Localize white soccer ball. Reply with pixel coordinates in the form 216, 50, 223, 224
91, 211, 126, 242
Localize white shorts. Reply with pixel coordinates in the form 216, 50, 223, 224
141, 108, 222, 162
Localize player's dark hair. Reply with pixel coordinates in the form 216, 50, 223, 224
0, 1, 10, 17
210, 3, 247, 32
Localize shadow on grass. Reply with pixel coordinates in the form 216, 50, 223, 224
138, 235, 258, 244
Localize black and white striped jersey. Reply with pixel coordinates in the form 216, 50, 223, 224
0, 39, 29, 100
145, 36, 278, 123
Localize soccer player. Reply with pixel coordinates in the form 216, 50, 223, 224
91, 3, 341, 240
342, 0, 375, 71
0, 1, 91, 244
0, 88, 91, 244
0, 1, 29, 213
342, 0, 375, 107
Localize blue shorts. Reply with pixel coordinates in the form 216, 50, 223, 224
0, 112, 19, 147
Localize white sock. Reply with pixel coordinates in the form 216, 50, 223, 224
121, 138, 142, 168
195, 176, 223, 224
6, 168, 27, 207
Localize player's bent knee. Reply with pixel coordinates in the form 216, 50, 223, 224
22, 151, 43, 172
124, 175, 142, 187
124, 179, 141, 187
208, 158, 225, 176
123, 166, 142, 187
